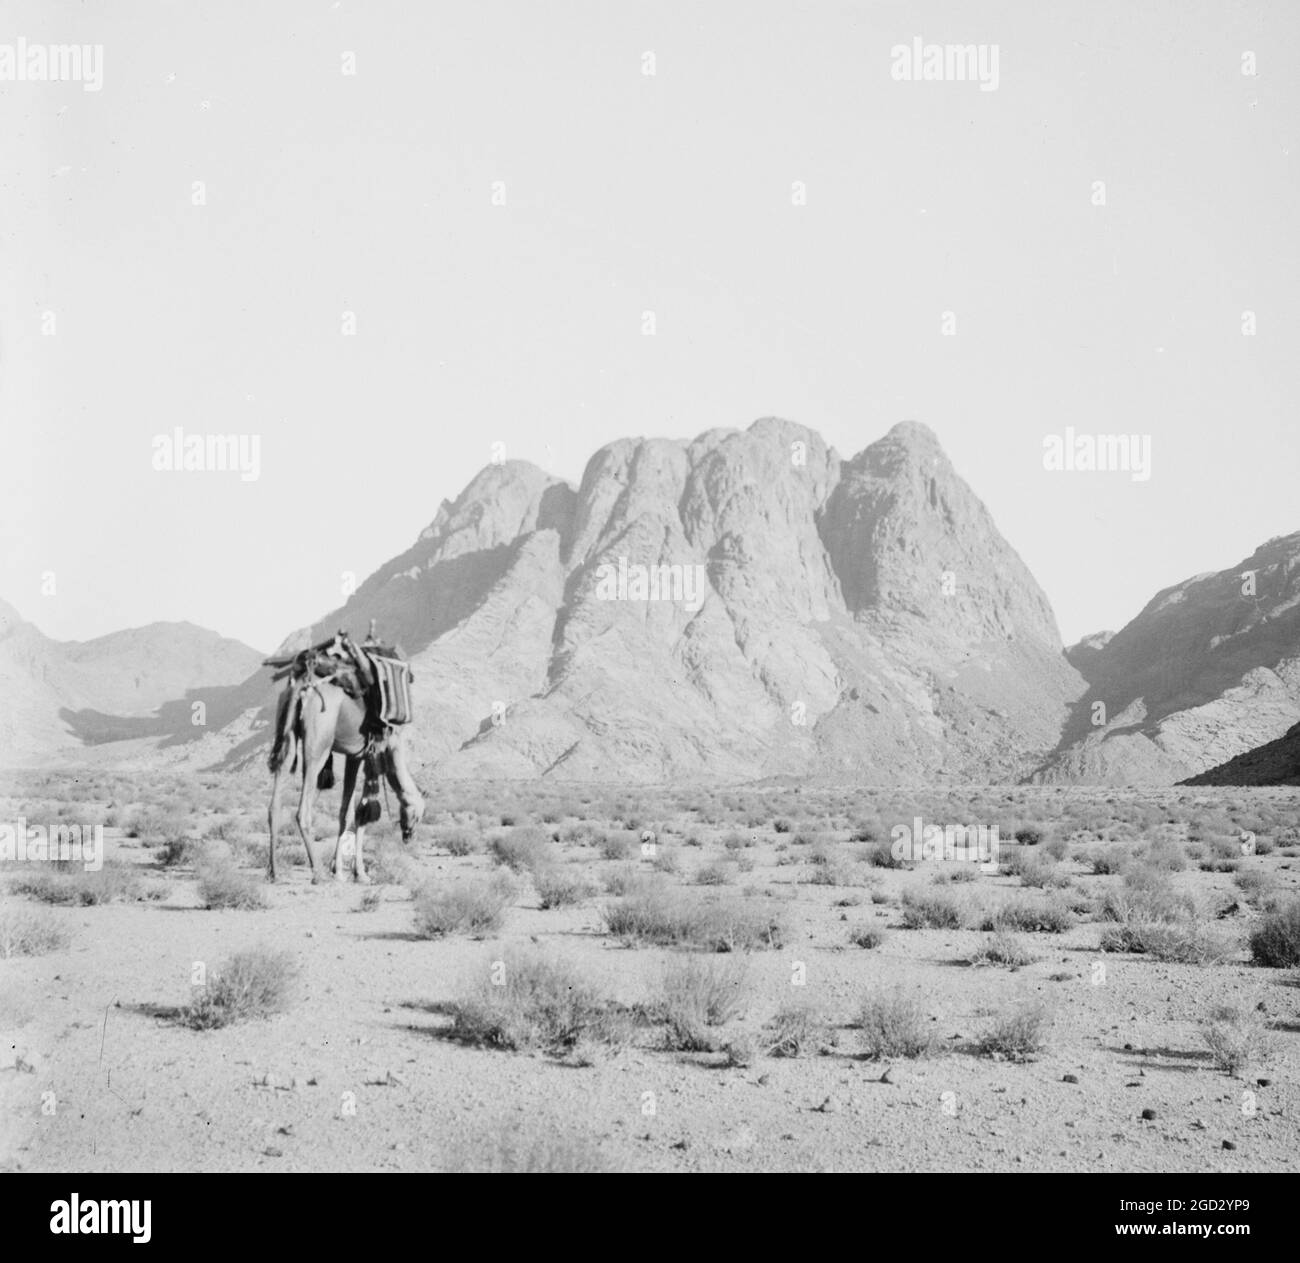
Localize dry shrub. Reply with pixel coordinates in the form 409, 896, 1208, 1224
900, 888, 966, 929
1140, 838, 1187, 872
1099, 922, 1232, 964
533, 865, 594, 910
367, 837, 419, 887
599, 831, 640, 861
1233, 869, 1277, 906
10, 861, 160, 907
970, 931, 1035, 968
184, 946, 297, 1029
975, 999, 1050, 1061
196, 852, 267, 910
1100, 867, 1195, 925
1200, 1005, 1273, 1076
651, 846, 681, 875
439, 828, 478, 857
127, 805, 187, 841
983, 895, 1074, 934
931, 866, 979, 884
1014, 852, 1070, 889
808, 857, 873, 887
695, 862, 732, 886
858, 988, 933, 1059
1087, 845, 1128, 875
603, 884, 784, 952
656, 957, 749, 1051
849, 924, 886, 949
766, 997, 828, 1058
0, 908, 70, 957
1199, 837, 1241, 873
448, 950, 627, 1054
488, 827, 553, 873
1042, 834, 1070, 862
157, 835, 202, 867
1249, 901, 1300, 967
413, 874, 514, 938
867, 840, 910, 869
601, 863, 642, 896
723, 1032, 760, 1067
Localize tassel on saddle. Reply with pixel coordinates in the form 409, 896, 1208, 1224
357, 747, 382, 825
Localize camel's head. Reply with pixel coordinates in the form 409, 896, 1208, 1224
399, 795, 425, 843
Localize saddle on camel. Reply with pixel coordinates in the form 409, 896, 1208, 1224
264, 620, 425, 883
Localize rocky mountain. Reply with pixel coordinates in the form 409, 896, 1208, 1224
253, 418, 1086, 783
11, 421, 1296, 788
1032, 533, 1300, 785
0, 600, 263, 763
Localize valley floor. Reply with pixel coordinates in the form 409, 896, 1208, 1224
2, 776, 1298, 1173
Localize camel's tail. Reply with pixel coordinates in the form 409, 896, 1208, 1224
268, 684, 303, 775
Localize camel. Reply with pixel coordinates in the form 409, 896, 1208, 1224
266, 653, 424, 884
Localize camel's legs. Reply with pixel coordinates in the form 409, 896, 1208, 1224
267, 761, 287, 882
352, 757, 371, 884
331, 754, 361, 882
295, 743, 332, 883
384, 738, 425, 842
267, 722, 303, 882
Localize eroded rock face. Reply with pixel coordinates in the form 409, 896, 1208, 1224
1034, 533, 1300, 785
262, 418, 1086, 783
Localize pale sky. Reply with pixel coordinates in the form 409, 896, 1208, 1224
3, 0, 1297, 654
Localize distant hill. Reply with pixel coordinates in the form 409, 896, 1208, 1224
1032, 533, 1300, 785
0, 599, 263, 763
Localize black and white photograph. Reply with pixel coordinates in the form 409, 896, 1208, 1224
1, 0, 1298, 1217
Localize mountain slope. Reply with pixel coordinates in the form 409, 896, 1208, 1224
1180, 720, 1300, 787
1033, 533, 1300, 785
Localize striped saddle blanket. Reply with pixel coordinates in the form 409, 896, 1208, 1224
366, 654, 413, 725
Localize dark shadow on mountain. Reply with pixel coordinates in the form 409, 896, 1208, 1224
536, 482, 577, 544
1181, 721, 1300, 787
287, 542, 520, 660
55, 541, 528, 759
59, 667, 277, 747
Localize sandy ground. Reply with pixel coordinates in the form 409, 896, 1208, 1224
2, 787, 1299, 1173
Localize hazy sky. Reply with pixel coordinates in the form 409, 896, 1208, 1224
3, 0, 1297, 653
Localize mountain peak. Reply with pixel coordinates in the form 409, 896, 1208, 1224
821, 420, 1063, 648
881, 418, 943, 449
